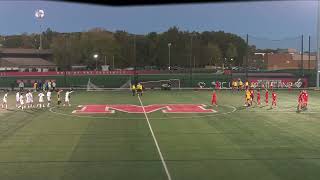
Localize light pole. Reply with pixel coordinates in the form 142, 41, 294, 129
35, 9, 45, 50
93, 54, 99, 70
168, 43, 171, 70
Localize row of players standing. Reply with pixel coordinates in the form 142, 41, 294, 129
1, 89, 74, 110
18, 81, 57, 92
211, 81, 309, 112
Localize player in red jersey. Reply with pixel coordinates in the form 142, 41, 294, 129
257, 89, 261, 106
271, 90, 277, 108
265, 89, 269, 106
299, 90, 308, 111
288, 83, 293, 92
215, 81, 221, 90
270, 82, 273, 90
297, 90, 304, 111
250, 88, 255, 105
304, 90, 309, 108
211, 90, 217, 106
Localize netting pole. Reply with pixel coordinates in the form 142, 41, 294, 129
301, 34, 304, 77
246, 34, 248, 80
308, 35, 311, 72
317, 0, 320, 89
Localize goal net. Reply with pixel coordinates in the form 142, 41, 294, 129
86, 78, 101, 91
86, 78, 132, 91
140, 79, 181, 89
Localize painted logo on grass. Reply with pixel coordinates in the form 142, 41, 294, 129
72, 104, 216, 114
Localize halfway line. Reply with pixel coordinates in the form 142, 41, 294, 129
137, 95, 172, 180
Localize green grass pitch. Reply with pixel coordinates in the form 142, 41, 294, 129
1, 89, 320, 180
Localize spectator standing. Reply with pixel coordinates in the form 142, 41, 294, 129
48, 81, 52, 90
19, 81, 24, 91
52, 81, 56, 91
33, 82, 38, 92
38, 81, 42, 91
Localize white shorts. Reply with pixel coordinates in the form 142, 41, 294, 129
20, 101, 24, 105
47, 97, 51, 102
39, 99, 44, 103
65, 98, 69, 102
3, 99, 7, 103
26, 99, 30, 104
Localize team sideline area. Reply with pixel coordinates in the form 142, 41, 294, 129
1, 89, 320, 180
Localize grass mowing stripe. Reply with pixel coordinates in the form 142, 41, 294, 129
138, 95, 172, 180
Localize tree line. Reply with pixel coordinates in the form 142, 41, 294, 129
0, 27, 253, 70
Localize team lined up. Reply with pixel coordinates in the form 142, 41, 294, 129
211, 86, 309, 111
1, 89, 74, 110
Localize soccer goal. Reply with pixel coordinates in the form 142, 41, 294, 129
86, 78, 101, 91
139, 79, 181, 89
86, 78, 132, 91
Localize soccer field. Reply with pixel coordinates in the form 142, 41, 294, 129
1, 89, 320, 180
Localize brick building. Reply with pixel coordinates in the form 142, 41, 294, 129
265, 53, 316, 70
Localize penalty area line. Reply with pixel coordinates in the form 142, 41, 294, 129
137, 95, 172, 180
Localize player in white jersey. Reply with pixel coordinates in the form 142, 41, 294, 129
29, 91, 34, 108
26, 91, 31, 108
19, 93, 25, 110
16, 91, 20, 108
2, 90, 8, 109
37, 92, 45, 108
63, 89, 74, 107
46, 90, 52, 107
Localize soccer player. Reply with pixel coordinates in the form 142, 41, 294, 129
304, 90, 309, 108
233, 80, 238, 92
136, 83, 143, 96
271, 90, 277, 108
245, 89, 251, 107
270, 82, 274, 90
57, 89, 63, 106
16, 91, 20, 108
63, 89, 74, 107
29, 91, 34, 108
131, 84, 136, 96
215, 81, 221, 90
47, 90, 52, 107
305, 90, 309, 108
257, 89, 261, 106
297, 90, 303, 111
265, 89, 269, 106
19, 93, 25, 110
245, 81, 249, 90
238, 79, 243, 91
250, 88, 255, 105
211, 90, 217, 106
37, 91, 45, 108
2, 90, 8, 109
25, 91, 31, 108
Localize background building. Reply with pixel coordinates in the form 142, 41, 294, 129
0, 48, 57, 72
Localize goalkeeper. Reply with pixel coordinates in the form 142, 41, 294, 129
131, 84, 136, 96
136, 83, 143, 96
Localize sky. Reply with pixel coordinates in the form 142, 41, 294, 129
0, 0, 317, 49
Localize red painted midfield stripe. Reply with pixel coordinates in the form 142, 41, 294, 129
72, 104, 216, 114
163, 104, 215, 113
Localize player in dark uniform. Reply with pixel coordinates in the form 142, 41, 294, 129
57, 89, 63, 106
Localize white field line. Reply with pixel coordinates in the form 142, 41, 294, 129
137, 95, 172, 180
